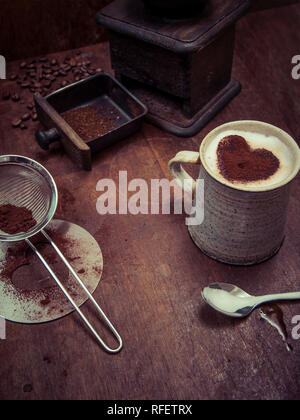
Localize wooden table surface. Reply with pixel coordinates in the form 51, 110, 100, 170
0, 4, 300, 401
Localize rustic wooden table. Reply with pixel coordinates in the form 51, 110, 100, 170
0, 4, 300, 400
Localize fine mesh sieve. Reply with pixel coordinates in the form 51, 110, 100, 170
0, 155, 122, 353
0, 155, 58, 242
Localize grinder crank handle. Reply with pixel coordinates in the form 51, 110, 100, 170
35, 128, 61, 150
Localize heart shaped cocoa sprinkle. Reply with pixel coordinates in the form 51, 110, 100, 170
217, 135, 280, 183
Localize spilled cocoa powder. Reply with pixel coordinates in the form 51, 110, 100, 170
217, 135, 280, 183
0, 228, 89, 321
0, 204, 37, 235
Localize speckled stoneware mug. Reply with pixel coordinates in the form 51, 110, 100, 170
168, 121, 300, 265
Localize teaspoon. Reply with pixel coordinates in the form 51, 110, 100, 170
202, 283, 300, 318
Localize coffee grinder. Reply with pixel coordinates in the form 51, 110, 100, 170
96, 0, 250, 137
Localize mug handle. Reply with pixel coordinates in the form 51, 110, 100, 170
168, 151, 201, 195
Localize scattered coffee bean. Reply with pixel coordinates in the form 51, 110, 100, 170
27, 104, 34, 110
20, 62, 27, 69
12, 119, 22, 128
39, 57, 48, 62
50, 59, 57, 66
20, 123, 27, 130
21, 82, 31, 88
31, 113, 38, 121
9, 74, 17, 81
22, 113, 30, 121
43, 80, 52, 88
12, 93, 20, 102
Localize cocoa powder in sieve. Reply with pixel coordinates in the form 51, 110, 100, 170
0, 204, 37, 235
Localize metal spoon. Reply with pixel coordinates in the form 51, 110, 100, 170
202, 283, 300, 318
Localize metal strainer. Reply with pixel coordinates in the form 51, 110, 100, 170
0, 155, 122, 353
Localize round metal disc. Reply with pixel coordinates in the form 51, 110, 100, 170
0, 220, 103, 323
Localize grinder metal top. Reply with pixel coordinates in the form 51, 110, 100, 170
96, 0, 251, 54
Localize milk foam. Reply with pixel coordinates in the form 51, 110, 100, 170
204, 129, 294, 188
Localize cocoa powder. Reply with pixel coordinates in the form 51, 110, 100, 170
0, 204, 37, 235
217, 135, 280, 183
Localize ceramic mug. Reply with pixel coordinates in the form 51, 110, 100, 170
168, 121, 300, 265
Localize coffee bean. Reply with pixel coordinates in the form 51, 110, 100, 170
20, 123, 27, 130
9, 74, 17, 81
21, 113, 30, 121
43, 80, 52, 88
12, 93, 20, 102
20, 62, 27, 69
96, 68, 103, 73
39, 57, 48, 62
31, 113, 38, 121
37, 66, 44, 81
27, 63, 36, 70
27, 104, 34, 110
61, 80, 68, 87
21, 82, 31, 88
50, 59, 57, 66
12, 119, 22, 128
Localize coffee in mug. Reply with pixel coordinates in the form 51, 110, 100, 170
168, 121, 300, 265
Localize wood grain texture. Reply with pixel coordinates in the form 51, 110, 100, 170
0, 4, 300, 400
0, 0, 113, 61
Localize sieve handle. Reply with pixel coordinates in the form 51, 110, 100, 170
25, 232, 123, 354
